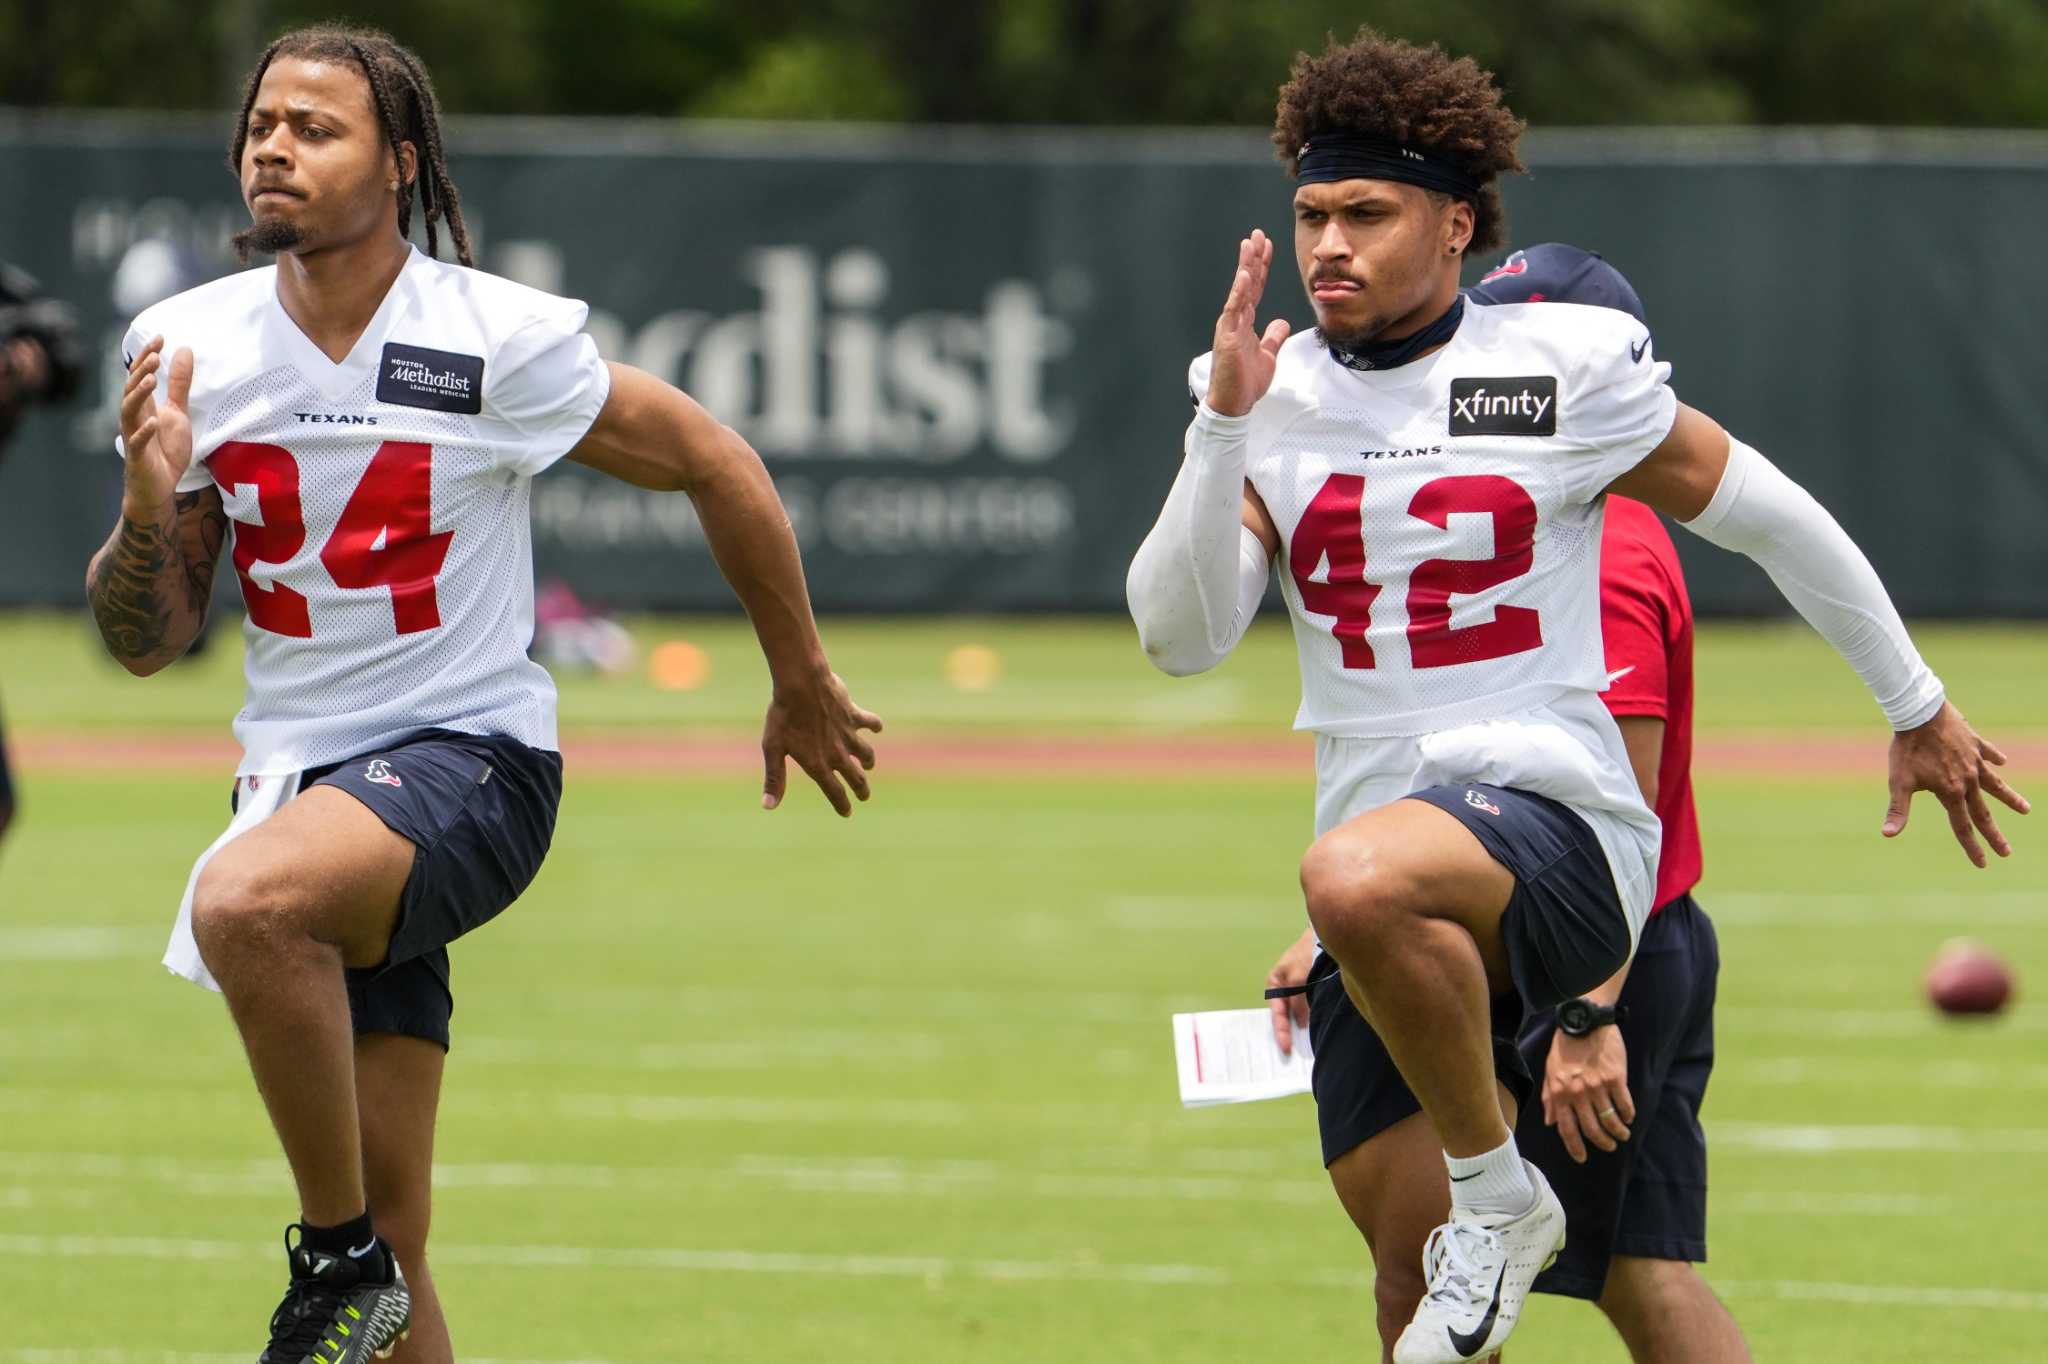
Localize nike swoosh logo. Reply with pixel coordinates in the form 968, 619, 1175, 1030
1604, 665, 1636, 686
347, 1237, 378, 1258
1447, 1261, 1508, 1358
1629, 336, 1650, 363
1448, 1171, 1483, 1182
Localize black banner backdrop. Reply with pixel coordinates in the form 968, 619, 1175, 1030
3, 117, 2044, 615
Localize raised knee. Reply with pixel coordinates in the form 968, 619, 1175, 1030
1301, 833, 1410, 956
190, 852, 303, 958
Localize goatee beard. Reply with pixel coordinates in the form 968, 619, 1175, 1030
231, 218, 308, 264
1317, 317, 1386, 354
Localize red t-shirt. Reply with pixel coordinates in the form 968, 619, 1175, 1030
1599, 496, 1701, 912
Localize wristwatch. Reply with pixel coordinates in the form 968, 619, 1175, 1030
1555, 997, 1626, 1037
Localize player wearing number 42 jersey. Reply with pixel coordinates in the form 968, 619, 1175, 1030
86, 25, 880, 1364
1127, 29, 2027, 1364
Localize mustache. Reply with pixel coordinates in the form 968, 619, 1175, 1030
1310, 268, 1363, 288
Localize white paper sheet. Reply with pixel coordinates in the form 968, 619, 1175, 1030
1172, 1007, 1314, 1108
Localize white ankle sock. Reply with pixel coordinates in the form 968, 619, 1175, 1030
1445, 1136, 1536, 1218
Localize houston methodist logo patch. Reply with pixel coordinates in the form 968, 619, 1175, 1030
1449, 376, 1558, 437
377, 342, 484, 415
364, 760, 403, 788
1464, 789, 1502, 816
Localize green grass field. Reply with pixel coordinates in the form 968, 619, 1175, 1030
1, 611, 2044, 1360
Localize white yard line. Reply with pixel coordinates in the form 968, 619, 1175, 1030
4, 1123, 2038, 1204
5, 1172, 2004, 1221
1712, 1121, 2048, 1154
1714, 1005, 2048, 1037
455, 1032, 953, 1072
2, 1236, 2044, 1320
1706, 891, 2047, 924
1740, 1056, 2048, 1089
0, 1150, 1335, 1207
0, 927, 158, 961
1719, 1191, 1968, 1216
0, 1232, 1229, 1287
0, 1087, 981, 1128
1713, 1279, 2048, 1313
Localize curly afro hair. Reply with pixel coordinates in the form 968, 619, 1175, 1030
1273, 29, 1526, 257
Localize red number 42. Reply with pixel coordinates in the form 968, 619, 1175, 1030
1288, 472, 1543, 670
209, 440, 453, 638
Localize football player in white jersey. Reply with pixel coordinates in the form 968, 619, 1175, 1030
1126, 29, 2026, 1364
86, 26, 880, 1364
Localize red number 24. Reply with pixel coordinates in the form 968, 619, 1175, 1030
209, 440, 453, 638
1288, 472, 1543, 670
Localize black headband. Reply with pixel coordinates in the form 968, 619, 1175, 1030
1294, 132, 1480, 201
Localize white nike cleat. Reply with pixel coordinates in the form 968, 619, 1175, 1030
1391, 1160, 1565, 1364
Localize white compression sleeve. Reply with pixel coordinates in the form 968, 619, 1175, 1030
1680, 437, 1945, 730
1126, 403, 1271, 676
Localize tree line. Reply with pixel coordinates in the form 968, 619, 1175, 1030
6, 0, 2045, 128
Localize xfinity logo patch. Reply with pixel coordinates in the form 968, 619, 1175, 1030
377, 342, 483, 415
1449, 376, 1557, 436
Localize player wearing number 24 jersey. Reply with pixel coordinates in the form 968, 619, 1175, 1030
1128, 29, 2025, 1364
115, 245, 601, 774
85, 26, 880, 1364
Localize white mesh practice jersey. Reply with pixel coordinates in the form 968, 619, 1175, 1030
118, 247, 610, 774
1191, 301, 1675, 737
1189, 301, 1677, 931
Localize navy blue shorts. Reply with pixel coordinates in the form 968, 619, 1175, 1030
1518, 893, 1719, 1299
238, 728, 563, 1050
1308, 783, 1634, 1167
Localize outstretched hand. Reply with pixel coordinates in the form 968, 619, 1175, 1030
1205, 230, 1291, 418
762, 673, 883, 817
1884, 701, 2029, 867
119, 336, 195, 510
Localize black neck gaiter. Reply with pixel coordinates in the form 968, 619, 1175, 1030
1325, 295, 1464, 373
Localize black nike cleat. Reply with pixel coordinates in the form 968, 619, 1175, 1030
257, 1224, 412, 1364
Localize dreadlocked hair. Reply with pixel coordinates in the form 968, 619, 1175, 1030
228, 24, 472, 266
1273, 28, 1526, 257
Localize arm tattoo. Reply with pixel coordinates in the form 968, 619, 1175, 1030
178, 489, 228, 613
86, 490, 221, 665
87, 508, 181, 663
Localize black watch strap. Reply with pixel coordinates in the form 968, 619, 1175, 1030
1556, 997, 1627, 1036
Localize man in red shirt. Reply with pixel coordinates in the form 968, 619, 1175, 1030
1470, 247, 1747, 1362
1267, 246, 1751, 1362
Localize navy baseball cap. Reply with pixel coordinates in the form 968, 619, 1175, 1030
1466, 243, 1647, 327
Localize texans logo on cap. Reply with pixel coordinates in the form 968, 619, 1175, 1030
1480, 253, 1529, 283
1467, 243, 1647, 327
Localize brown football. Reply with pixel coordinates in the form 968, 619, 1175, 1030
1925, 941, 2015, 1016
